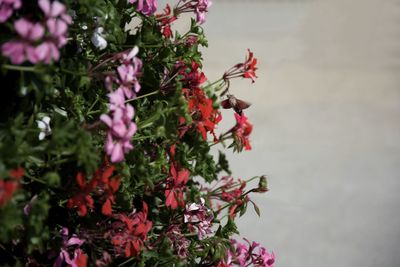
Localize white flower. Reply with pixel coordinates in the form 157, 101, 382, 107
37, 116, 51, 140
91, 27, 107, 50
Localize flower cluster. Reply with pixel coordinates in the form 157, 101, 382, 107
165, 162, 190, 209
223, 49, 258, 84
177, 61, 222, 140
219, 239, 275, 267
101, 48, 142, 162
0, 0, 273, 266
1, 0, 72, 64
67, 164, 120, 217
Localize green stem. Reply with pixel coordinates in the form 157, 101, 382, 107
86, 97, 100, 115
132, 135, 154, 141
118, 257, 135, 266
2, 64, 39, 72
125, 90, 159, 103
60, 68, 88, 76
139, 44, 164, 48
202, 78, 224, 90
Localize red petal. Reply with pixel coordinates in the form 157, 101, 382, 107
101, 198, 113, 216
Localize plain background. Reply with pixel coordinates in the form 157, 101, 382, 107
158, 0, 400, 266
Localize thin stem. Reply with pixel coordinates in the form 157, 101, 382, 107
202, 78, 224, 91
87, 97, 99, 115
125, 90, 159, 103
60, 68, 88, 76
2, 64, 39, 72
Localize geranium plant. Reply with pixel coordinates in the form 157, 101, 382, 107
0, 0, 275, 266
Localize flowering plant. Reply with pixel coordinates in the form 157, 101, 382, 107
0, 0, 274, 266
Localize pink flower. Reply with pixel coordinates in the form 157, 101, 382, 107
184, 198, 213, 239
175, 0, 212, 24
100, 105, 137, 163
39, 0, 72, 23
259, 248, 275, 267
130, 0, 157, 16
1, 0, 72, 64
35, 41, 60, 63
1, 18, 44, 64
53, 227, 85, 267
0, 0, 21, 23
227, 238, 275, 267
101, 47, 142, 163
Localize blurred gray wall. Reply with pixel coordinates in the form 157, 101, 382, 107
159, 0, 400, 266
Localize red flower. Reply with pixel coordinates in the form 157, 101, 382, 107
223, 49, 258, 83
109, 202, 152, 257
165, 163, 190, 209
67, 173, 95, 216
183, 87, 222, 140
156, 4, 177, 38
231, 112, 253, 151
9, 167, 24, 180
0, 167, 23, 207
243, 49, 258, 83
67, 164, 121, 216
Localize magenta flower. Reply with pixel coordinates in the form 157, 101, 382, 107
175, 0, 212, 25
53, 227, 85, 267
226, 238, 275, 267
0, 0, 21, 23
130, 0, 157, 16
194, 0, 212, 24
1, 18, 44, 64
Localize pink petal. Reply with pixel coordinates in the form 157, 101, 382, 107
30, 23, 45, 41
110, 142, 124, 162
0, 6, 13, 23
14, 18, 32, 38
100, 114, 112, 128
2, 41, 25, 64
50, 1, 66, 17
35, 42, 51, 62
66, 236, 84, 247
38, 0, 50, 16
26, 45, 40, 64
112, 120, 127, 138
104, 133, 114, 155
49, 42, 60, 61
